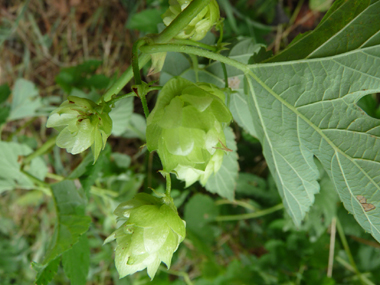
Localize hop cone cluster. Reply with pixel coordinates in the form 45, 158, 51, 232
46, 96, 112, 162
105, 193, 186, 279
146, 77, 232, 187
162, 0, 220, 41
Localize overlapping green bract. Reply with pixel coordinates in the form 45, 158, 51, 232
146, 77, 232, 187
46, 96, 112, 162
162, 0, 220, 41
105, 193, 186, 279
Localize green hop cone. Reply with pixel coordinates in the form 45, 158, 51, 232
146, 77, 232, 187
105, 193, 186, 279
162, 0, 220, 41
46, 96, 112, 162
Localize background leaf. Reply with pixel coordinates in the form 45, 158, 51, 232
205, 127, 239, 200
0, 141, 46, 193
184, 194, 219, 244
126, 8, 166, 33
62, 234, 90, 285
0, 83, 11, 104
8, 79, 42, 121
41, 180, 91, 264
32, 258, 60, 285
109, 96, 134, 136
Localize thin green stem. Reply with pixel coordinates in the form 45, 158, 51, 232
45, 172, 118, 198
335, 257, 375, 285
139, 44, 248, 73
165, 173, 172, 197
289, 0, 304, 26
102, 54, 150, 102
189, 54, 199, 82
215, 199, 256, 211
107, 92, 136, 106
23, 136, 57, 165
221, 63, 228, 88
327, 217, 337, 278
216, 203, 283, 222
140, 93, 150, 119
132, 39, 146, 86
217, 21, 224, 47
6, 117, 38, 142
102, 0, 212, 102
336, 218, 365, 285
171, 39, 217, 52
21, 170, 50, 188
155, 0, 211, 44
161, 267, 193, 285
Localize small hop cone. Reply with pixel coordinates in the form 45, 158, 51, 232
162, 0, 220, 41
146, 77, 232, 187
106, 193, 186, 279
46, 96, 112, 162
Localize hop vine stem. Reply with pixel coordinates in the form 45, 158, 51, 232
139, 44, 248, 73
102, 0, 212, 102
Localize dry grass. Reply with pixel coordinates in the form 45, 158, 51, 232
0, 0, 139, 95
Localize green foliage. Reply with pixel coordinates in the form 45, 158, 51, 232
266, 0, 380, 62
62, 234, 90, 285
0, 141, 47, 193
2, 0, 380, 284
8, 79, 43, 121
105, 193, 186, 279
55, 60, 110, 94
127, 9, 167, 33
184, 194, 219, 243
205, 127, 238, 200
46, 96, 112, 162
32, 258, 60, 285
162, 0, 220, 41
32, 180, 91, 284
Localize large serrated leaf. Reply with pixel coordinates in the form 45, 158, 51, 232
266, 0, 380, 62
205, 127, 239, 200
246, 45, 380, 240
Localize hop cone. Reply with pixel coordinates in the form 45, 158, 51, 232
146, 77, 232, 187
46, 96, 112, 162
162, 0, 220, 41
105, 193, 186, 279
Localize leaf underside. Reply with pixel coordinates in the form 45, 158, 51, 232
247, 46, 380, 241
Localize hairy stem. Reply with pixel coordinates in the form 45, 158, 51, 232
107, 92, 136, 106
139, 44, 248, 73
171, 39, 217, 52
23, 136, 57, 165
132, 39, 146, 86
102, 0, 212, 102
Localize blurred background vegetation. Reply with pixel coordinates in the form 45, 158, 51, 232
1, 0, 380, 284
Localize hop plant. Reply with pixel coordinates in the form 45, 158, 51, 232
146, 77, 232, 187
46, 96, 112, 162
105, 193, 186, 279
162, 0, 220, 41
